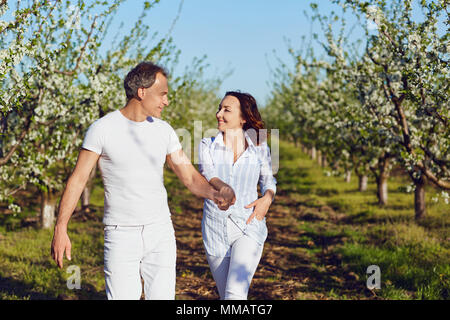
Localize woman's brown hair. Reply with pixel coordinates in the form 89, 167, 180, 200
224, 91, 266, 145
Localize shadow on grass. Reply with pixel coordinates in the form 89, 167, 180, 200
257, 208, 372, 299
71, 206, 104, 222
339, 209, 440, 226
256, 239, 369, 299
0, 274, 105, 300
315, 188, 340, 197
341, 210, 379, 225
0, 276, 56, 300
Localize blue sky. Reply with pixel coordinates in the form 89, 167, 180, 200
4, 0, 444, 105
110, 0, 356, 106
2, 0, 354, 105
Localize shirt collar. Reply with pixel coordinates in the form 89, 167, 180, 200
211, 130, 257, 152
244, 130, 257, 151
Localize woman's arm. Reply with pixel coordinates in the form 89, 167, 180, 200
258, 144, 277, 198
246, 144, 277, 224
198, 138, 219, 182
245, 189, 274, 224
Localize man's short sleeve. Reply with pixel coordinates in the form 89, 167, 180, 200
166, 124, 182, 155
82, 121, 103, 155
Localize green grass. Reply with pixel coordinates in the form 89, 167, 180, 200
277, 140, 450, 300
0, 214, 105, 299
0, 139, 448, 299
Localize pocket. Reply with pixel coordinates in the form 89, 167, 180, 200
251, 216, 266, 228
256, 214, 266, 222
103, 225, 118, 231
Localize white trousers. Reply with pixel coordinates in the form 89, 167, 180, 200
206, 217, 264, 300
103, 220, 176, 300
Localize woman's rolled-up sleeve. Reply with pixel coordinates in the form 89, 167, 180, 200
198, 138, 218, 182
258, 143, 277, 197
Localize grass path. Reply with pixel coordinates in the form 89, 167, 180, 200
0, 141, 448, 299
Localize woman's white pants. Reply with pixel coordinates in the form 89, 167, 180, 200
103, 221, 176, 300
206, 217, 264, 300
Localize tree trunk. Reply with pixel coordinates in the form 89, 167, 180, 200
41, 190, 56, 229
377, 174, 388, 206
81, 188, 90, 211
81, 163, 97, 212
333, 162, 339, 171
311, 146, 316, 160
322, 154, 327, 168
345, 170, 351, 183
317, 150, 322, 166
372, 156, 390, 206
358, 175, 368, 192
414, 175, 427, 220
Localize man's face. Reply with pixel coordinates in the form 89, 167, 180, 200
140, 72, 169, 118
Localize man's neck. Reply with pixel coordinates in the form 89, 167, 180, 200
120, 100, 147, 122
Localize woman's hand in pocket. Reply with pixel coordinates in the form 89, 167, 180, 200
245, 193, 273, 224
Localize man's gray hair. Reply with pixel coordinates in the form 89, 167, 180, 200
124, 61, 168, 101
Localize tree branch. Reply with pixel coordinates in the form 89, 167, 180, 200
419, 143, 450, 172
55, 16, 98, 76
0, 88, 44, 166
415, 162, 450, 190
0, 113, 33, 166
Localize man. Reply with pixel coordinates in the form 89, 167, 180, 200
51, 62, 235, 300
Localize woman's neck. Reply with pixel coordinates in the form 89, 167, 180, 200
223, 129, 246, 152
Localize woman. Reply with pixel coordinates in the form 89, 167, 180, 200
198, 91, 277, 300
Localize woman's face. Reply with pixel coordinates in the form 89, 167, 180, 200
216, 95, 246, 132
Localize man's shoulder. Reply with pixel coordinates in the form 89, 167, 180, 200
89, 110, 119, 127
89, 111, 122, 132
97, 110, 120, 123
153, 117, 177, 132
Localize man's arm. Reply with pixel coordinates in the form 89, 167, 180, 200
209, 177, 233, 193
51, 149, 100, 268
166, 149, 235, 209
208, 177, 236, 208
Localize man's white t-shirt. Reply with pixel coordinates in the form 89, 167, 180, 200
82, 110, 182, 226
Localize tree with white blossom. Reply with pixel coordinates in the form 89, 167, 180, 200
265, 0, 449, 219
0, 0, 221, 228
341, 0, 449, 219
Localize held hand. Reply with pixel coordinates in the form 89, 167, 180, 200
51, 226, 72, 269
245, 195, 272, 224
213, 192, 226, 210
219, 185, 236, 207
212, 191, 229, 210
213, 185, 236, 210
